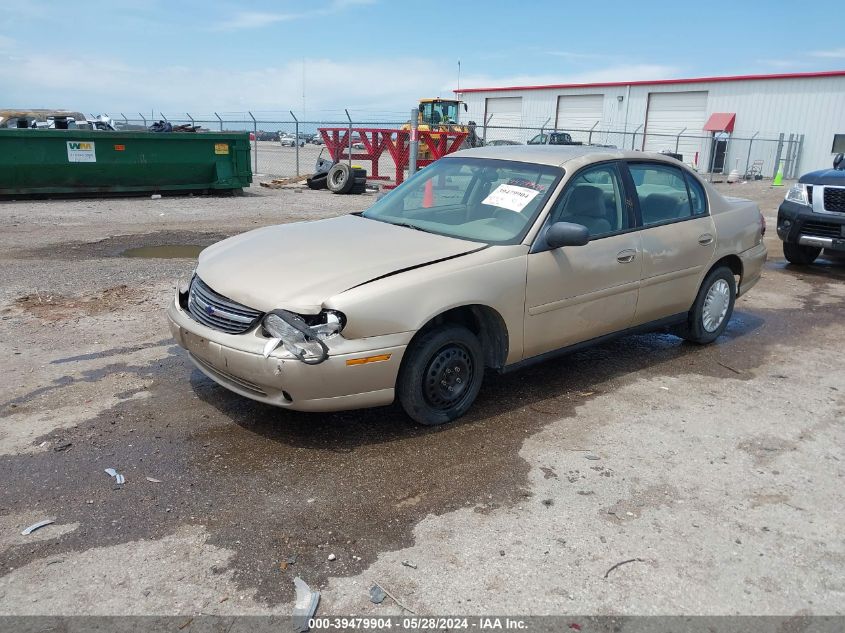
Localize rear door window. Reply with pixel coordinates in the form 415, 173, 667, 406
628, 163, 694, 226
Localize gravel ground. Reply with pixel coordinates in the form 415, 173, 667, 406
0, 179, 843, 618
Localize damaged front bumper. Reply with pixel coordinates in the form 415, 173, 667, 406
166, 291, 410, 412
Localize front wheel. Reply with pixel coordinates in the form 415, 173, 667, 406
397, 325, 484, 426
678, 266, 736, 345
783, 242, 821, 265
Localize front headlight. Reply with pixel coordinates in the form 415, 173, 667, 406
785, 183, 810, 206
261, 309, 345, 364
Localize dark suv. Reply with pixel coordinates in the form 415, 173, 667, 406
527, 132, 583, 146
777, 153, 845, 264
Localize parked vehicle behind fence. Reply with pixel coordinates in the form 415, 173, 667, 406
280, 135, 304, 147
527, 132, 583, 146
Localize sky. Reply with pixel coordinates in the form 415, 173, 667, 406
1, 0, 844, 122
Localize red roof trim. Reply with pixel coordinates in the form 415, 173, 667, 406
454, 70, 845, 94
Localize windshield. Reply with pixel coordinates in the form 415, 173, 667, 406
361, 157, 563, 244
421, 101, 460, 125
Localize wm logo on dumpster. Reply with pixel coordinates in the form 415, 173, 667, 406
66, 141, 97, 163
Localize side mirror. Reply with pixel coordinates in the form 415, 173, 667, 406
834, 153, 844, 170
463, 103, 468, 112
545, 222, 590, 249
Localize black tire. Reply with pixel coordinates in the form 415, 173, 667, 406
327, 164, 355, 194
397, 325, 484, 426
306, 173, 328, 190
678, 266, 736, 345
783, 242, 821, 265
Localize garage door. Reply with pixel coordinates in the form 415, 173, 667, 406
643, 91, 708, 162
484, 97, 522, 141
555, 94, 604, 142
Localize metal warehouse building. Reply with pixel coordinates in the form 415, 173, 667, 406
456, 70, 845, 177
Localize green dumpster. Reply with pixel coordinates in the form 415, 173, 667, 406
0, 129, 252, 196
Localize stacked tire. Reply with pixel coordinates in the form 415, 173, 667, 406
326, 164, 367, 194
306, 172, 328, 190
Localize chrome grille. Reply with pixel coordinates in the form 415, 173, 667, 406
823, 187, 845, 213
187, 277, 262, 334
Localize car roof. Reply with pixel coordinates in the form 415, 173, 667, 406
449, 144, 688, 169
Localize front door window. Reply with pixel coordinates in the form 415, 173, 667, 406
548, 164, 629, 237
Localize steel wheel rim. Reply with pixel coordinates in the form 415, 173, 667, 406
702, 278, 730, 332
331, 170, 346, 187
423, 344, 474, 410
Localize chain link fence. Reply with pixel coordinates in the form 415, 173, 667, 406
112, 113, 409, 181
110, 112, 802, 184
479, 122, 803, 181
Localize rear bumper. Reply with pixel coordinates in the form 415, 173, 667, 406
166, 292, 410, 412
738, 241, 767, 297
777, 200, 845, 252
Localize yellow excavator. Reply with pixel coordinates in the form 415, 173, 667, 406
405, 98, 480, 160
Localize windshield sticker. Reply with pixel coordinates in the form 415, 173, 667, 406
482, 184, 541, 212
506, 178, 547, 192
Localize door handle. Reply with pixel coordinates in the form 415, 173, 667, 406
698, 233, 714, 245
616, 249, 637, 263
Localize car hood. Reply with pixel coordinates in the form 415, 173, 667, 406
799, 168, 845, 186
196, 214, 485, 314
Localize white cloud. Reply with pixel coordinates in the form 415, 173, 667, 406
216, 0, 376, 30
219, 11, 301, 30
544, 51, 613, 61
809, 48, 845, 59
755, 58, 805, 69
0, 42, 680, 123
453, 64, 681, 91
0, 51, 446, 118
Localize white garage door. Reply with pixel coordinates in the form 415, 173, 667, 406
643, 91, 708, 162
556, 94, 604, 142
484, 97, 522, 141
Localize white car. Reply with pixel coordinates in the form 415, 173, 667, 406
280, 135, 304, 147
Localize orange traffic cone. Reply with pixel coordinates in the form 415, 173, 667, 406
422, 179, 434, 208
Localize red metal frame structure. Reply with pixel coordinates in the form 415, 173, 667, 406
319, 128, 468, 186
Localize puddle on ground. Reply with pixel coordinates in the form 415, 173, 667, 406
121, 245, 203, 259
18, 231, 229, 260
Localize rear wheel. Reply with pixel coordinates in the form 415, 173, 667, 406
397, 325, 484, 426
678, 266, 736, 345
783, 242, 820, 265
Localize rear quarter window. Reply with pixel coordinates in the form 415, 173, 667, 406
684, 173, 708, 216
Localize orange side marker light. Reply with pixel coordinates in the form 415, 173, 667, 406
346, 354, 392, 366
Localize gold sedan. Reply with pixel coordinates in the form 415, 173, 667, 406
167, 146, 766, 425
